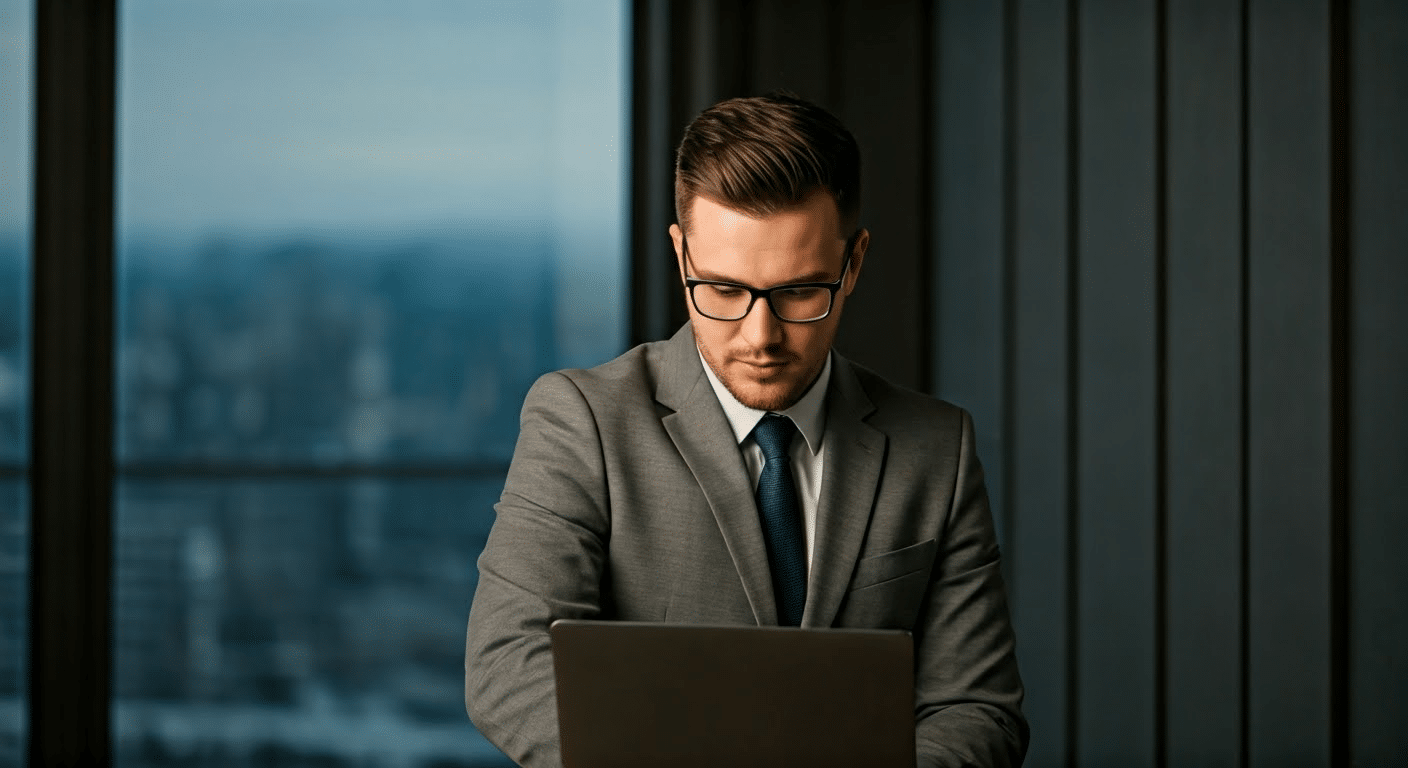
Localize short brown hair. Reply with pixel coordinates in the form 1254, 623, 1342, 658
674, 92, 861, 236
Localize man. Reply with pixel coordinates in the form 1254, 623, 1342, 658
465, 93, 1028, 767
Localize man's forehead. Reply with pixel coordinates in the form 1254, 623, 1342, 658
685, 193, 846, 244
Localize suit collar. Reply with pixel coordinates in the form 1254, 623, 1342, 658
655, 322, 707, 412
803, 351, 886, 628
657, 323, 778, 624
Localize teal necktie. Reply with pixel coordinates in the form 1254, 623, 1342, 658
753, 414, 806, 626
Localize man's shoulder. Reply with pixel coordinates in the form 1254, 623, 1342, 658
528, 336, 675, 405
832, 357, 975, 468
838, 355, 968, 427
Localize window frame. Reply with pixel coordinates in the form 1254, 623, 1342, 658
29, 1, 117, 764
27, 2, 645, 764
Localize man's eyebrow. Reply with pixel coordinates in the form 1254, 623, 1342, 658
683, 237, 844, 284
688, 267, 740, 282
776, 268, 837, 284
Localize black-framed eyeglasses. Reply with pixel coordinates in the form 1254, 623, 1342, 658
682, 232, 857, 323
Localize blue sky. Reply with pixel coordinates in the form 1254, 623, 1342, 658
0, 0, 32, 240
2, 0, 630, 369
2, 0, 628, 239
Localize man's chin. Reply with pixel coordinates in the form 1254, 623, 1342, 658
723, 375, 804, 412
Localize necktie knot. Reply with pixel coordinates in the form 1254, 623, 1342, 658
753, 414, 796, 462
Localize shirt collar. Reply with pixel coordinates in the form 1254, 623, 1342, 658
698, 348, 830, 455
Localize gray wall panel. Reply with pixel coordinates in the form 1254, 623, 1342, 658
1165, 0, 1245, 764
1075, 1, 1159, 765
933, 0, 1008, 542
1247, 1, 1333, 764
748, 0, 832, 102
1007, 1, 1072, 764
1350, 0, 1408, 763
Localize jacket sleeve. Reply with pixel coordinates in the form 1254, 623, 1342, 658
913, 408, 1030, 767
465, 372, 610, 768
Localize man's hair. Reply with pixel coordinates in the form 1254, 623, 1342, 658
674, 92, 861, 236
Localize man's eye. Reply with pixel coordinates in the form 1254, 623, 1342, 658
711, 286, 746, 298
777, 287, 823, 300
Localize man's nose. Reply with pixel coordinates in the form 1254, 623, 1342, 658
739, 293, 783, 348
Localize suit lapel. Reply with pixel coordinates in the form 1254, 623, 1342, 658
656, 324, 776, 625
803, 353, 886, 628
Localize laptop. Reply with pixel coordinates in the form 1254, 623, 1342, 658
549, 619, 916, 768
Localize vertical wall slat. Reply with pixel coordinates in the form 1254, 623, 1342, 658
932, 0, 1008, 542
747, 0, 833, 102
1246, 1, 1333, 764
629, 0, 690, 346
1164, 0, 1245, 763
1076, 0, 1160, 763
832, 0, 928, 391
1008, 0, 1072, 764
1349, 0, 1408, 763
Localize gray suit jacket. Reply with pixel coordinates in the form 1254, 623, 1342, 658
465, 323, 1028, 767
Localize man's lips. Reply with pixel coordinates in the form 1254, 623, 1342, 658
734, 358, 791, 372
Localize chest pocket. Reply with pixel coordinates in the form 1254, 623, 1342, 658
836, 538, 937, 630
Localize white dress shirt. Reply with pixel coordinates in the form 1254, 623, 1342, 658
699, 349, 830, 577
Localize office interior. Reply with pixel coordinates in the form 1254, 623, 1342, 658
5, 1, 1405, 766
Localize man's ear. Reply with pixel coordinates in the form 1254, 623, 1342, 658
669, 223, 686, 283
843, 228, 869, 297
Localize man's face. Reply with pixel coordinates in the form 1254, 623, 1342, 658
670, 191, 867, 412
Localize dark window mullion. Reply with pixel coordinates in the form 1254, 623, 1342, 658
29, 0, 117, 765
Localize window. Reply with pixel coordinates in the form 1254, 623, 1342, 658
112, 2, 627, 765
0, 0, 33, 761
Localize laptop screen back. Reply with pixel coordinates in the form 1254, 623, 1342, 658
549, 619, 916, 768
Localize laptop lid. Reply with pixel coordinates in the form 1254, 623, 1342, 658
549, 619, 916, 768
